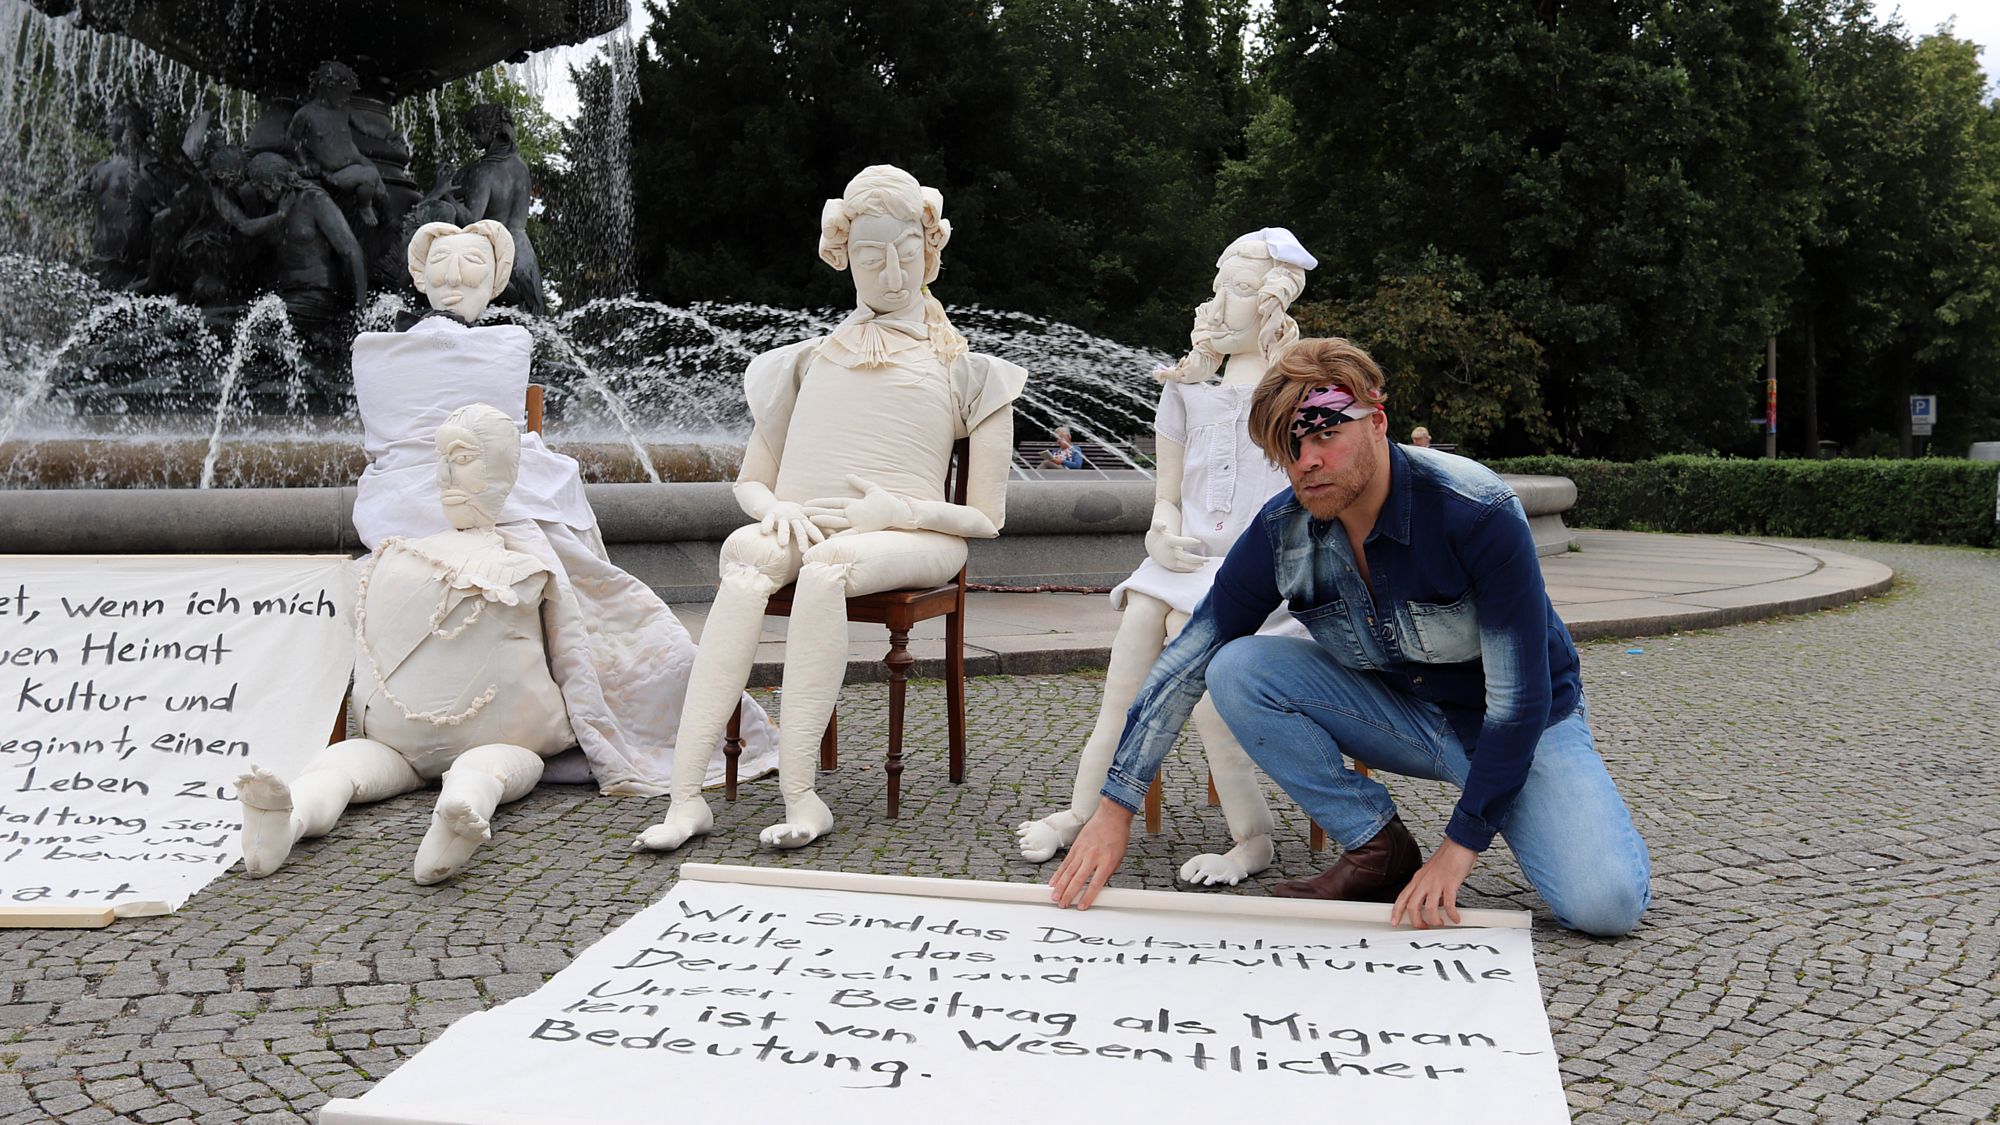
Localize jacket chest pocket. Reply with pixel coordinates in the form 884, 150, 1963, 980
1292, 598, 1373, 668
1407, 595, 1481, 664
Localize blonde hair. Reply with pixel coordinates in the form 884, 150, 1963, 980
1157, 233, 1308, 385
1247, 337, 1387, 464
407, 220, 515, 300
817, 165, 965, 364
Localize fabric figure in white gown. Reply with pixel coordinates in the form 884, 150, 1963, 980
240, 405, 585, 884
635, 165, 1025, 854
1017, 228, 1317, 885
349, 220, 777, 797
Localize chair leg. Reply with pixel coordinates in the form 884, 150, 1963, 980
1206, 772, 1219, 807
946, 607, 966, 784
1145, 774, 1162, 835
820, 711, 839, 772
884, 628, 913, 819
328, 694, 350, 746
725, 702, 742, 801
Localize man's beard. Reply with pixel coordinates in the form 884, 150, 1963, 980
1292, 456, 1375, 521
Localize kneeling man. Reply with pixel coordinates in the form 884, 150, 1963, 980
1052, 338, 1650, 935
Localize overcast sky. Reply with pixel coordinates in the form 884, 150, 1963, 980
536, 1, 1998, 122
1886, 0, 1999, 87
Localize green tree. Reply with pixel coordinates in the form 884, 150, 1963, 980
1788, 5, 2000, 456
986, 0, 1255, 345
1262, 0, 1815, 456
616, 0, 1258, 350
622, 0, 1021, 309
1295, 250, 1553, 454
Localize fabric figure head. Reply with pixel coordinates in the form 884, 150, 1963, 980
408, 221, 516, 323
1157, 227, 1316, 385
434, 403, 521, 530
817, 164, 966, 364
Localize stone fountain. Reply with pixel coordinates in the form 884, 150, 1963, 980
8, 0, 619, 405
0, 0, 1170, 490
26, 1, 626, 99
0, 2, 1574, 595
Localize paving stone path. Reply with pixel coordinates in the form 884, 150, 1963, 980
2, 539, 1994, 1124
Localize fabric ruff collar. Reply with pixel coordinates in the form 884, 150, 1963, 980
816, 307, 930, 369
1290, 384, 1376, 453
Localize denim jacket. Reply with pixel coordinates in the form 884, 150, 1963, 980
1102, 443, 1580, 852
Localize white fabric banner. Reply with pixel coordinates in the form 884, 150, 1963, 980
322, 866, 1570, 1125
0, 555, 353, 918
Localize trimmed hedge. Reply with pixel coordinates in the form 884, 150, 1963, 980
1486, 455, 2000, 547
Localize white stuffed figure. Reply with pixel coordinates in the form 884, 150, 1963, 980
347, 220, 777, 801
238, 404, 575, 884
635, 165, 1026, 853
1017, 228, 1317, 885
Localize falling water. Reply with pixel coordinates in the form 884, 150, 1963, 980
0, 261, 1174, 489
487, 305, 664, 483
0, 295, 202, 448
198, 294, 311, 488
0, 0, 256, 263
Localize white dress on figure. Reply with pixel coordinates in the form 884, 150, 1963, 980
1019, 225, 1319, 881
348, 316, 778, 795
1112, 379, 1304, 638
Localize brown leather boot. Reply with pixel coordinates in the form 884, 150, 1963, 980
1270, 815, 1422, 902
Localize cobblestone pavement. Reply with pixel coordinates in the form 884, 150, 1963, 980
2, 539, 1995, 1125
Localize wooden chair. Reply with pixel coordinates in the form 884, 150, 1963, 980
724, 438, 971, 818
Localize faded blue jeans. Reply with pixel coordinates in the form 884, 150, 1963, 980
1206, 635, 1652, 936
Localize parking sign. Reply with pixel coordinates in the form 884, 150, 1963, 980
1911, 394, 1936, 436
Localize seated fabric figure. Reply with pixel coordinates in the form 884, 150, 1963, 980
1018, 228, 1317, 886
348, 220, 776, 796
242, 405, 601, 883
634, 165, 1025, 854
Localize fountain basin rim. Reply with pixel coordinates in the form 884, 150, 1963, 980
0, 480, 1163, 555
0, 476, 1575, 556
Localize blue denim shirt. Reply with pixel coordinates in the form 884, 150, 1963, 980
1102, 443, 1580, 852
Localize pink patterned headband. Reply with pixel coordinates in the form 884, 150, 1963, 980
1290, 384, 1377, 452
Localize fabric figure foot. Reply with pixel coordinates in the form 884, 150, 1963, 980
759, 791, 835, 849
411, 743, 542, 884
236, 766, 298, 878
1016, 809, 1087, 863
633, 798, 714, 853
1177, 833, 1276, 886
414, 798, 491, 885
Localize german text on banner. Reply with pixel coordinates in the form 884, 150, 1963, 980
0, 555, 353, 919
321, 865, 1570, 1125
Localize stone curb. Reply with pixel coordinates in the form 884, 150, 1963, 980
1562, 542, 1895, 641
752, 538, 1895, 685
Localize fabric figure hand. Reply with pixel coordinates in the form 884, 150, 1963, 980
807, 474, 919, 536
1145, 519, 1207, 573
758, 500, 826, 549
